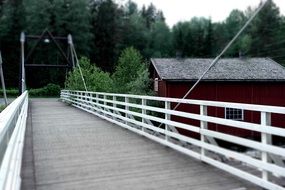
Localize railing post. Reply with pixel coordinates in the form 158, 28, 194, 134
67, 90, 69, 101
79, 92, 82, 106
142, 99, 146, 132
70, 90, 73, 103
75, 91, 78, 105
125, 97, 129, 125
95, 93, 99, 112
85, 92, 88, 103
113, 96, 116, 120
89, 93, 93, 111
103, 95, 107, 117
82, 92, 86, 106
67, 91, 70, 103
261, 112, 271, 181
165, 101, 170, 141
200, 105, 207, 157
83, 92, 86, 107
71, 91, 74, 103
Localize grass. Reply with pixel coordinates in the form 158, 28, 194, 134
0, 83, 61, 98
0, 104, 6, 112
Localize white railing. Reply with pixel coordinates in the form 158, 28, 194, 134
61, 90, 285, 190
0, 91, 28, 190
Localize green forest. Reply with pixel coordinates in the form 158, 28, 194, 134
0, 0, 285, 93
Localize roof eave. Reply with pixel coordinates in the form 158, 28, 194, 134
163, 79, 285, 82
150, 58, 163, 79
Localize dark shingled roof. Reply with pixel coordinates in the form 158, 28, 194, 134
151, 58, 285, 81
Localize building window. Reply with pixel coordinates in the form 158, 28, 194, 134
154, 78, 158, 92
225, 108, 244, 120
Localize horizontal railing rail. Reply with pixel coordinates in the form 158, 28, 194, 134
61, 90, 285, 190
0, 91, 28, 190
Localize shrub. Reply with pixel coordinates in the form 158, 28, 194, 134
127, 63, 152, 95
0, 89, 18, 97
65, 57, 114, 92
29, 83, 61, 97
113, 47, 151, 94
0, 105, 6, 112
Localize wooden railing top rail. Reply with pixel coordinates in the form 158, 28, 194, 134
61, 90, 285, 114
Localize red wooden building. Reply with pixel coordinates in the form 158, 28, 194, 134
151, 58, 285, 138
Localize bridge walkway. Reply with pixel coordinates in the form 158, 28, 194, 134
21, 99, 259, 190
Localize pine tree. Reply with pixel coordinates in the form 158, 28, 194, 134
0, 0, 25, 87
55, 0, 92, 55
22, 0, 92, 88
120, 13, 149, 57
249, 0, 281, 56
148, 21, 172, 57
204, 19, 213, 57
172, 22, 189, 57
112, 47, 144, 93
91, 0, 122, 72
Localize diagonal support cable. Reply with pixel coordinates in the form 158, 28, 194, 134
0, 51, 8, 106
173, 0, 268, 111
71, 45, 88, 92
157, 0, 268, 131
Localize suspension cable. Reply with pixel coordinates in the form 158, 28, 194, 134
69, 42, 88, 92
0, 51, 8, 106
172, 0, 268, 111
155, 0, 268, 130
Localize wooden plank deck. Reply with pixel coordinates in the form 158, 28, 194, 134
21, 98, 260, 190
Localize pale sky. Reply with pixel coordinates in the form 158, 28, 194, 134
116, 0, 285, 27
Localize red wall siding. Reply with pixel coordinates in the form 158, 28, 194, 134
164, 81, 285, 138
157, 80, 167, 97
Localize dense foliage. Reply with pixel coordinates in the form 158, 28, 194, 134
0, 83, 60, 97
66, 47, 151, 95
0, 0, 284, 92
65, 57, 113, 92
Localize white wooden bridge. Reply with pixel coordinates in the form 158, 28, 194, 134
0, 90, 285, 190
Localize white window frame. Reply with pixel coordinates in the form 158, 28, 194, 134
154, 78, 159, 92
225, 107, 244, 121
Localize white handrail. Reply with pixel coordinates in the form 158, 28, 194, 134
61, 90, 285, 190
66, 90, 285, 114
0, 91, 28, 190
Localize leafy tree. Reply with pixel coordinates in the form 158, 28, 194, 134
172, 18, 211, 57
141, 3, 155, 29
249, 0, 281, 57
120, 12, 149, 57
124, 0, 138, 16
22, 0, 92, 88
112, 47, 148, 93
225, 10, 246, 39
24, 0, 52, 34
66, 49, 151, 95
1, 0, 285, 89
23, 0, 62, 88
204, 19, 214, 57
141, 3, 165, 29
0, 0, 4, 13
238, 34, 252, 55
223, 9, 248, 56
54, 0, 92, 55
127, 63, 151, 95
24, 0, 92, 55
172, 22, 190, 57
65, 57, 113, 92
148, 21, 172, 57
0, 0, 25, 87
189, 17, 209, 56
212, 22, 227, 55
